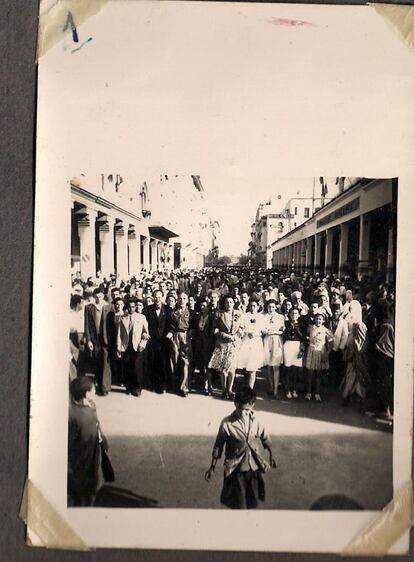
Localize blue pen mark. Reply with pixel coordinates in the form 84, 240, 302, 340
63, 11, 79, 43
72, 37, 93, 54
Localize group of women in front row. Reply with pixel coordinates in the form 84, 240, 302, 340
208, 294, 358, 403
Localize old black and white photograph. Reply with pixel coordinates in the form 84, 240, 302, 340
69, 175, 397, 513
28, 0, 414, 553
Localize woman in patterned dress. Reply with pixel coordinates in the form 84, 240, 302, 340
208, 295, 245, 399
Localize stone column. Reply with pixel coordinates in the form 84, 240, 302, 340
386, 219, 394, 283
167, 243, 174, 271
305, 237, 313, 273
325, 229, 334, 276
338, 222, 350, 278
157, 241, 165, 272
298, 240, 304, 272
141, 236, 150, 271
78, 208, 97, 279
99, 215, 115, 278
292, 243, 296, 270
115, 222, 129, 281
150, 238, 158, 271
314, 233, 322, 274
358, 213, 371, 280
128, 228, 140, 277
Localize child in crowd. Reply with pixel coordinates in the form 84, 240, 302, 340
304, 312, 334, 401
205, 387, 276, 509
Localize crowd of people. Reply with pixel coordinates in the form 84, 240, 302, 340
69, 266, 395, 420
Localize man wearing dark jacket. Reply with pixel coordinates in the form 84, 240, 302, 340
84, 287, 113, 395
145, 289, 170, 393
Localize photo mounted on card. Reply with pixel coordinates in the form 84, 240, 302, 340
28, 0, 414, 554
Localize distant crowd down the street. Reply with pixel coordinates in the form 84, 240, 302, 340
69, 265, 395, 415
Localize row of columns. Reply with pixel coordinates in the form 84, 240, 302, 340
76, 206, 171, 279
273, 212, 394, 281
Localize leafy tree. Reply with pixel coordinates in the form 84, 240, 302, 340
237, 254, 250, 265
217, 255, 232, 266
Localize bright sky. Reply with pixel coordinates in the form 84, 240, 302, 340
38, 1, 412, 255
203, 176, 325, 255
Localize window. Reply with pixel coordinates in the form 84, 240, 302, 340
294, 222, 297, 228
294, 207, 298, 215
304, 207, 310, 218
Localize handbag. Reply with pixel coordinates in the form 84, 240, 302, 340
100, 443, 115, 482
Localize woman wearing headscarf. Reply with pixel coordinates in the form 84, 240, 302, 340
373, 322, 394, 420
329, 303, 348, 386
341, 300, 370, 406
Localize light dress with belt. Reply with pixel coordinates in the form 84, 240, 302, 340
262, 312, 285, 367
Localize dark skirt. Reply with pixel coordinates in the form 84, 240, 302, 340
220, 470, 265, 509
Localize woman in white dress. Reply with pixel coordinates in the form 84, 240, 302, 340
237, 298, 265, 390
262, 299, 285, 398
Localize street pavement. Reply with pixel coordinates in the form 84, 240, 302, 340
93, 372, 393, 510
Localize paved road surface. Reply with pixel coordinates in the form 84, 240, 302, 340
93, 373, 393, 510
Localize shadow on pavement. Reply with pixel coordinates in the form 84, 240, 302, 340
94, 485, 160, 508
103, 432, 392, 510
189, 370, 393, 434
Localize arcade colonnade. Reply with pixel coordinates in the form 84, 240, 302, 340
71, 186, 176, 280
272, 178, 397, 283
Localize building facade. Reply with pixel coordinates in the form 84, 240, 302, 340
144, 174, 211, 270
271, 178, 397, 283
284, 196, 331, 230
249, 204, 294, 268
71, 173, 212, 280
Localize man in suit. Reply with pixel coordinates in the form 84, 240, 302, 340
106, 296, 125, 386
117, 297, 149, 397
84, 287, 113, 396
145, 289, 170, 393
238, 290, 250, 313
300, 301, 319, 330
